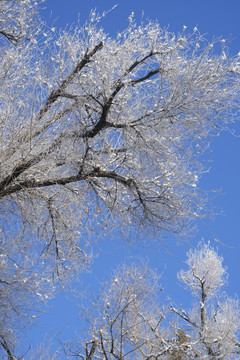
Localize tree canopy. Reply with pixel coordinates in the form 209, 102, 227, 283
61, 242, 240, 359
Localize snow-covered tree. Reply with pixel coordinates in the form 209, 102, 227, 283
1, 3, 240, 279
64, 262, 172, 359
173, 241, 240, 359
1, 0, 240, 357
66, 243, 240, 360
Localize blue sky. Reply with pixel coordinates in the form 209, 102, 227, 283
19, 0, 240, 356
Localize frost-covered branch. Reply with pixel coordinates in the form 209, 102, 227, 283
0, 0, 41, 44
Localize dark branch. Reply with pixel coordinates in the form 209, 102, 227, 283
0, 169, 132, 198
125, 51, 154, 74
0, 160, 33, 191
86, 340, 97, 360
0, 337, 16, 360
0, 30, 20, 44
36, 41, 104, 121
83, 82, 123, 138
83, 67, 161, 138
130, 68, 160, 85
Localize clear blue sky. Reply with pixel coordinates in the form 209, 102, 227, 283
19, 0, 240, 356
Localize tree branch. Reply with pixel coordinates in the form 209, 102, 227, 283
129, 68, 160, 85
0, 337, 17, 360
0, 168, 132, 198
36, 41, 104, 122
86, 340, 97, 360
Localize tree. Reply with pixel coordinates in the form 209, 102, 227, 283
64, 262, 173, 359
1, 0, 240, 357
1, 3, 240, 275
173, 241, 240, 359
64, 243, 240, 359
